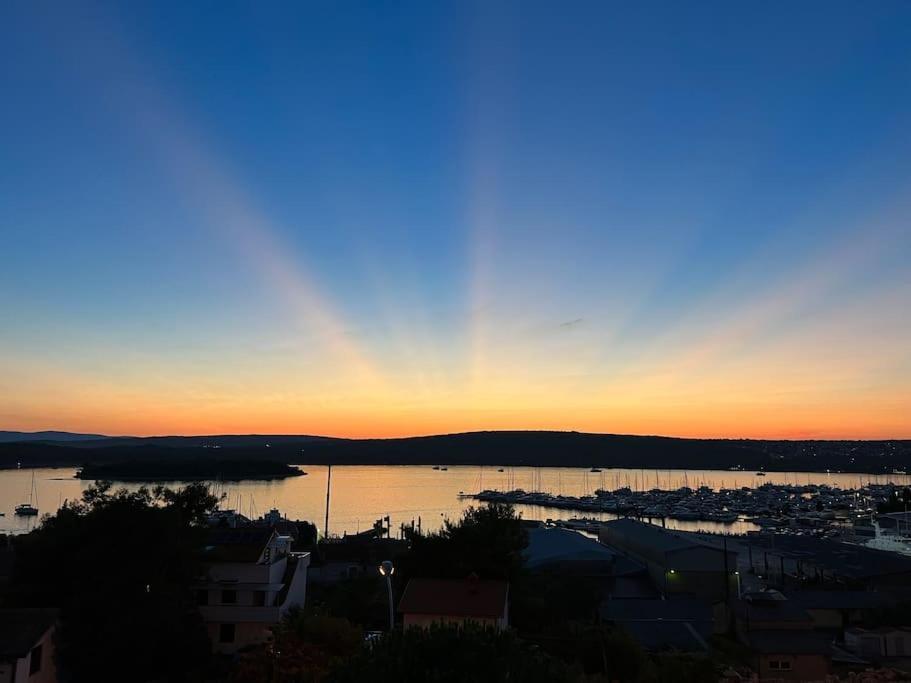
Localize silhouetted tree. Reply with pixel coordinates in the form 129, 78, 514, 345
231, 608, 363, 683
326, 623, 579, 683
7, 481, 220, 682
399, 503, 528, 581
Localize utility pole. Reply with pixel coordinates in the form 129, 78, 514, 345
324, 464, 332, 539
722, 536, 730, 604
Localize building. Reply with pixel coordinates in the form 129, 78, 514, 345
599, 598, 712, 652
0, 609, 58, 683
786, 590, 891, 634
742, 535, 911, 590
598, 519, 738, 601
722, 591, 835, 680
524, 525, 643, 575
196, 527, 310, 653
746, 631, 832, 681
729, 590, 814, 637
846, 627, 911, 659
398, 577, 509, 631
309, 534, 409, 584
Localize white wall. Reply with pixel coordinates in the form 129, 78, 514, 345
0, 626, 57, 683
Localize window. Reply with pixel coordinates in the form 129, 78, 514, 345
219, 623, 236, 644
769, 660, 791, 671
253, 590, 266, 606
196, 589, 209, 605
221, 589, 237, 604
29, 644, 42, 675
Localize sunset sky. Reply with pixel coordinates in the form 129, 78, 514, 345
2, 1, 910, 439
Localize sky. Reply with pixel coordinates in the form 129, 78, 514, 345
1, 1, 910, 439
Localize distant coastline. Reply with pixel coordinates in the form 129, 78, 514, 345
0, 430, 908, 475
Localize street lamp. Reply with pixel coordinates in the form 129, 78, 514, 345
379, 560, 395, 631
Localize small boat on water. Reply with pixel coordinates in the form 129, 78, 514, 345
15, 471, 39, 516
756, 472, 767, 476
590, 467, 602, 473
498, 468, 505, 472
432, 466, 440, 470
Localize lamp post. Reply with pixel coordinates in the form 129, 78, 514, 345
379, 560, 395, 631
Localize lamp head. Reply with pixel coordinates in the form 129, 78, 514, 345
379, 560, 394, 576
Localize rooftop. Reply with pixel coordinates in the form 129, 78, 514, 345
0, 608, 58, 659
622, 620, 710, 652
747, 631, 833, 655
734, 596, 812, 624
602, 518, 706, 554
398, 577, 508, 618
786, 590, 892, 610
744, 535, 911, 580
600, 598, 712, 652
525, 526, 621, 569
600, 597, 713, 623
203, 527, 275, 563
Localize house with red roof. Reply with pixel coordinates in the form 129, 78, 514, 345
397, 576, 509, 631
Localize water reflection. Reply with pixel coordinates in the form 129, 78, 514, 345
1, 466, 908, 536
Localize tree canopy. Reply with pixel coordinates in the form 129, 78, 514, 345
6, 481, 220, 682
327, 623, 578, 683
399, 503, 528, 581
231, 608, 364, 683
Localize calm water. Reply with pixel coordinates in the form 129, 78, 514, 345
2, 466, 909, 536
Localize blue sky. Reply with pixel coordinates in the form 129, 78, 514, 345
2, 1, 910, 437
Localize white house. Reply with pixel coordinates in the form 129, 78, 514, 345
0, 609, 58, 683
197, 527, 310, 653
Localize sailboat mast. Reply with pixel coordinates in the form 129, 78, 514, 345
324, 464, 332, 539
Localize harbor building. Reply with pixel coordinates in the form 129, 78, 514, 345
598, 519, 738, 601
741, 535, 911, 590
599, 598, 713, 652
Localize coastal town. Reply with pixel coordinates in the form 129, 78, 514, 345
5, 469, 911, 682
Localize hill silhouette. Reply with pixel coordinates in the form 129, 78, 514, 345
0, 430, 908, 474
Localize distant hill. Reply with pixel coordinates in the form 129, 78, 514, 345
0, 430, 111, 443
0, 429, 908, 474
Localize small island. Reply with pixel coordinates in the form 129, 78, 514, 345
76, 459, 305, 482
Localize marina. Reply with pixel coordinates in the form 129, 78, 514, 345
3, 465, 911, 542
463, 481, 893, 530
